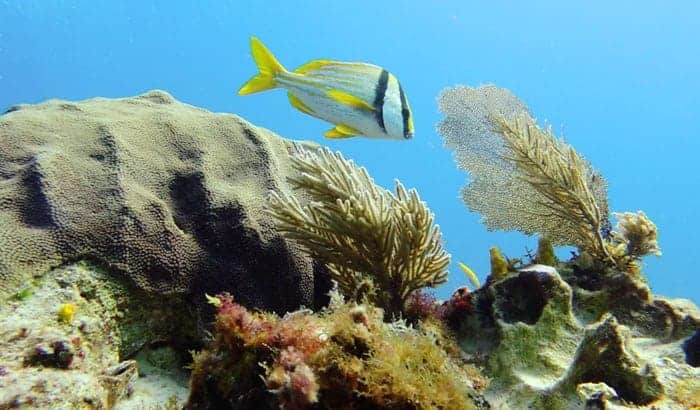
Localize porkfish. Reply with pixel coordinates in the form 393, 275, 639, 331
238, 37, 414, 140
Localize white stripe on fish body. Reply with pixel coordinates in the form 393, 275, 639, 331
382, 73, 405, 139
276, 70, 394, 139
294, 63, 383, 108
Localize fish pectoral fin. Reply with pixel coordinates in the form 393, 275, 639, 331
327, 89, 375, 112
324, 124, 361, 139
288, 93, 315, 116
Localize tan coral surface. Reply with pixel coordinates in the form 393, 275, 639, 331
0, 90, 325, 312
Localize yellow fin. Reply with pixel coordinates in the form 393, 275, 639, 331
294, 59, 334, 74
205, 293, 222, 308
288, 93, 315, 116
238, 37, 287, 96
324, 124, 361, 139
327, 89, 375, 112
459, 262, 481, 289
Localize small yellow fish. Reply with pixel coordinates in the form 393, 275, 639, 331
458, 262, 481, 289
239, 37, 415, 140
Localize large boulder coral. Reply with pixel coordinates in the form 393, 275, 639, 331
0, 90, 329, 312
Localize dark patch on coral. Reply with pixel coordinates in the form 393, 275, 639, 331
585, 393, 608, 410
493, 270, 554, 325
473, 288, 496, 329
682, 330, 700, 367
168, 171, 307, 313
3, 105, 23, 114
19, 158, 56, 228
568, 263, 606, 291
170, 171, 210, 235
91, 126, 120, 166
312, 262, 333, 310
238, 121, 276, 188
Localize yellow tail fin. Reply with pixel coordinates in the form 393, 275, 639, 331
238, 37, 287, 95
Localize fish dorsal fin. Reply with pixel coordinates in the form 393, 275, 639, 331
288, 92, 315, 116
294, 60, 334, 74
324, 124, 361, 139
327, 89, 375, 112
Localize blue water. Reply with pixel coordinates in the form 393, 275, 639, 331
2, 1, 698, 303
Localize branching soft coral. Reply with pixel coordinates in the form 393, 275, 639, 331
267, 145, 450, 317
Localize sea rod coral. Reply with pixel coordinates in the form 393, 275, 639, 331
266, 145, 450, 317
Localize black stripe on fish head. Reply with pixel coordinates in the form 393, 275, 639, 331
398, 82, 411, 139
373, 70, 389, 133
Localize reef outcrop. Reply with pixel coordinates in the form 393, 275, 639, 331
1, 91, 697, 409
456, 264, 700, 409
0, 90, 330, 313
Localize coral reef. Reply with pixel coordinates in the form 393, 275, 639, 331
0, 90, 329, 313
267, 146, 450, 317
454, 264, 699, 409
0, 91, 696, 409
187, 291, 488, 410
0, 262, 191, 409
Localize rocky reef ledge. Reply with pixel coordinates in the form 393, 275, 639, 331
1, 91, 698, 409
457, 264, 699, 409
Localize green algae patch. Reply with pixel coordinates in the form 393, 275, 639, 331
485, 266, 582, 389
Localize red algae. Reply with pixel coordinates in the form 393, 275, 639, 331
187, 292, 487, 409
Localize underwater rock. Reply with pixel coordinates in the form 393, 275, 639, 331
551, 315, 663, 405
0, 90, 329, 313
455, 264, 699, 409
0, 262, 191, 409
